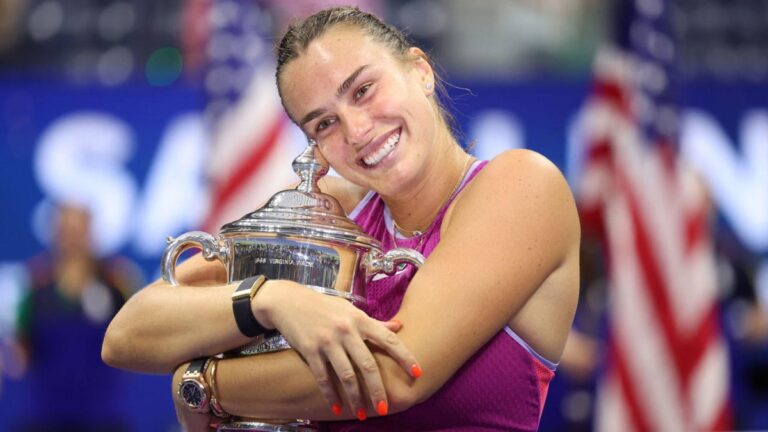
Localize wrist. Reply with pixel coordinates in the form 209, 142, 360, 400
251, 280, 279, 329
206, 357, 231, 419
172, 362, 189, 398
177, 357, 213, 413
232, 276, 270, 337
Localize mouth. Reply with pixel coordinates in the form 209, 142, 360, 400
359, 128, 401, 168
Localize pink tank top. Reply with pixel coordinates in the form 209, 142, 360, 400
322, 160, 556, 431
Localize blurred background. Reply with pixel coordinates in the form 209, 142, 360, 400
0, 0, 767, 430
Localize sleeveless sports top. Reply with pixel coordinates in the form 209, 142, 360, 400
321, 160, 557, 432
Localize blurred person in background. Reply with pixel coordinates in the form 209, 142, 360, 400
11, 203, 141, 432
717, 228, 768, 428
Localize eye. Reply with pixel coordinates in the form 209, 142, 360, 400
316, 117, 336, 132
354, 84, 372, 100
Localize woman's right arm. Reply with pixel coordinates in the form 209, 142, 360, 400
102, 254, 254, 374
102, 251, 418, 413
102, 176, 367, 374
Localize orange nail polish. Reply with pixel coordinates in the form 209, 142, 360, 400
331, 403, 342, 416
376, 400, 388, 416
356, 407, 367, 421
410, 363, 422, 378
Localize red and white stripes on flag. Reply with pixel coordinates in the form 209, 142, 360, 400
194, 0, 385, 231
579, 47, 731, 431
196, 0, 303, 232
203, 63, 299, 231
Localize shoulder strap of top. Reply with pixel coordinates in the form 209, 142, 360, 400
347, 189, 377, 220
435, 159, 488, 218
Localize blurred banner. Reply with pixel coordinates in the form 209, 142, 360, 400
1, 73, 768, 432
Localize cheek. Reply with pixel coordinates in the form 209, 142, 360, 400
318, 138, 355, 172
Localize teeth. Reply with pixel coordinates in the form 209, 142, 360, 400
363, 133, 399, 166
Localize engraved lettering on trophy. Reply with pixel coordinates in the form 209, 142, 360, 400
268, 258, 314, 267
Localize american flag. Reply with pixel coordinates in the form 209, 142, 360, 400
577, 0, 731, 430
187, 0, 303, 232
185, 0, 383, 231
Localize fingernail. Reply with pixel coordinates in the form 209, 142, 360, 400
411, 363, 422, 378
376, 400, 388, 416
356, 407, 367, 421
331, 403, 342, 416
390, 319, 402, 327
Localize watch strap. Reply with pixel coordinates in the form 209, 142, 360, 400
232, 275, 269, 338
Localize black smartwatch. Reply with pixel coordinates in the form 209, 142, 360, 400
178, 357, 213, 413
231, 275, 269, 337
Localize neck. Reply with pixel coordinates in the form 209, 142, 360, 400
384, 138, 472, 234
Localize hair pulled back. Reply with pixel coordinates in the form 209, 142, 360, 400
275, 6, 457, 138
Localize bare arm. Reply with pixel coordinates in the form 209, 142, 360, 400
172, 149, 580, 420
102, 175, 366, 374
102, 255, 251, 373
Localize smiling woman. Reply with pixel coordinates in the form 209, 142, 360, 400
102, 6, 580, 432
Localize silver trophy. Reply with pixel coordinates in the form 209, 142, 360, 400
161, 140, 425, 431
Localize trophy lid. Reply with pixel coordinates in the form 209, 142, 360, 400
220, 140, 379, 249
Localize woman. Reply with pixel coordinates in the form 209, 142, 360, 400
103, 6, 580, 431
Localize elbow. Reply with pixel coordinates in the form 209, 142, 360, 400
385, 376, 427, 414
101, 291, 179, 374
101, 320, 148, 371
101, 320, 173, 374
101, 324, 130, 370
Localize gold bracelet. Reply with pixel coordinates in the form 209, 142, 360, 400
208, 357, 231, 419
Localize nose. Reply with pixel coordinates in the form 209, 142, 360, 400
342, 106, 373, 148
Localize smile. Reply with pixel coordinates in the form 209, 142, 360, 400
362, 131, 400, 167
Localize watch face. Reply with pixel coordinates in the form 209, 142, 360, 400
180, 380, 205, 409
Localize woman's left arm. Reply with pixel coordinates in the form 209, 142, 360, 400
380, 149, 581, 400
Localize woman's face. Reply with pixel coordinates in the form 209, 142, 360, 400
280, 26, 438, 195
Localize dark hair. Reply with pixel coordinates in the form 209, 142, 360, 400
275, 6, 458, 139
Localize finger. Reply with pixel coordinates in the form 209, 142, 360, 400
382, 319, 402, 332
323, 346, 367, 421
363, 319, 422, 379
304, 353, 343, 416
343, 336, 389, 417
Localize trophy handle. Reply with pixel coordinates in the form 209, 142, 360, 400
364, 248, 425, 277
161, 231, 229, 286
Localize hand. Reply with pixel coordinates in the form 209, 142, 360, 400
253, 280, 421, 419
172, 363, 218, 432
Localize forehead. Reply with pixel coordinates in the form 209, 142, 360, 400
280, 26, 400, 118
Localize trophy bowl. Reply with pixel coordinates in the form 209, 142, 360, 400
161, 141, 425, 431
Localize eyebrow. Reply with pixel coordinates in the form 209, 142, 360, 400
299, 65, 370, 127
337, 65, 368, 97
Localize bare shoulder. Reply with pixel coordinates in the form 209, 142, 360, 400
447, 148, 580, 253
318, 175, 369, 215
400, 149, 580, 371
480, 148, 571, 195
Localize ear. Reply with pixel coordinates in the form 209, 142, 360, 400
407, 47, 435, 95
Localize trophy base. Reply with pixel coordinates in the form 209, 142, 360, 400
219, 335, 313, 431
217, 419, 315, 431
